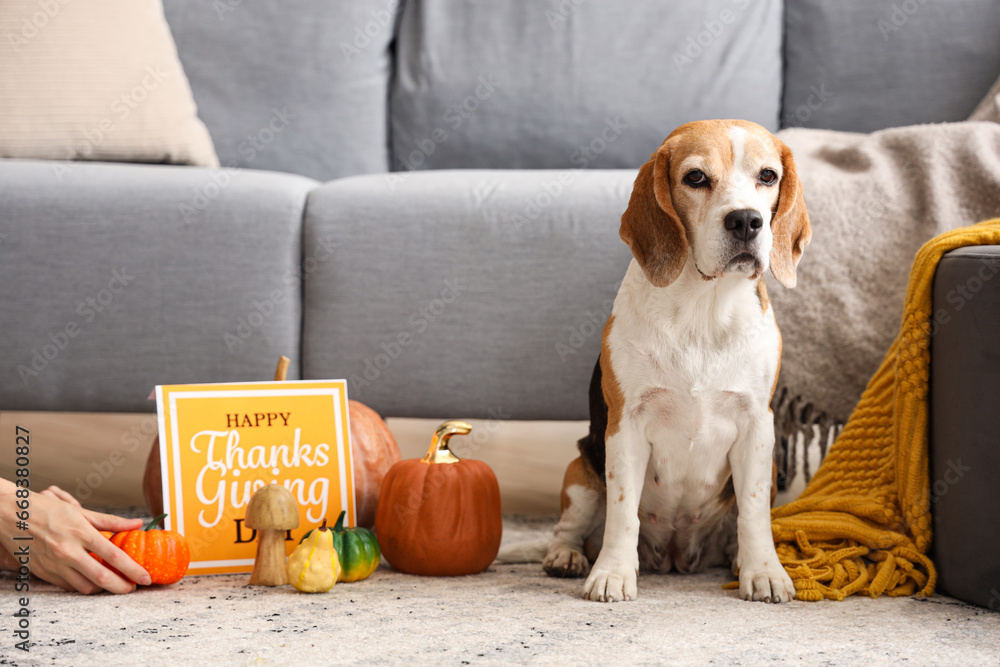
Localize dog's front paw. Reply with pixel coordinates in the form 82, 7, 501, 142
543, 544, 590, 578
738, 557, 795, 603
582, 555, 637, 602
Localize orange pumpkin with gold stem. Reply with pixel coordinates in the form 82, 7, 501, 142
375, 420, 502, 576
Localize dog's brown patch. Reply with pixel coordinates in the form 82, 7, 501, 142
770, 324, 782, 409
559, 456, 602, 512
619, 143, 688, 288
601, 315, 626, 439
719, 477, 737, 506
768, 135, 812, 288
765, 304, 783, 505
769, 323, 782, 506
756, 278, 770, 316
771, 461, 779, 506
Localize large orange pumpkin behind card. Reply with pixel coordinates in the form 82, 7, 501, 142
376, 421, 502, 576
349, 401, 402, 528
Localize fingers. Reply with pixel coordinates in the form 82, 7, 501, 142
48, 563, 132, 595
56, 567, 103, 595
29, 547, 125, 595
80, 511, 152, 587
41, 570, 80, 594
37, 539, 143, 594
39, 485, 81, 507
83, 508, 144, 534
89, 537, 151, 588
74, 551, 140, 594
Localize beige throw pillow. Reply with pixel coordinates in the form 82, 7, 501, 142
0, 0, 218, 166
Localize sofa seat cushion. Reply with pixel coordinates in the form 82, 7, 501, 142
302, 169, 635, 420
0, 159, 315, 412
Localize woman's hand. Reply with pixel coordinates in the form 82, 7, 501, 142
0, 480, 152, 594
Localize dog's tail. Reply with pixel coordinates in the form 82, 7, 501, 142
495, 538, 548, 563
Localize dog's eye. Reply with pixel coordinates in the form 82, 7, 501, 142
683, 170, 709, 188
759, 169, 778, 185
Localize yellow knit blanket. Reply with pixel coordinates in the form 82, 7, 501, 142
768, 219, 1000, 601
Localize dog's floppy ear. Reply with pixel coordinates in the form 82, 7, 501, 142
769, 138, 811, 288
619, 143, 688, 288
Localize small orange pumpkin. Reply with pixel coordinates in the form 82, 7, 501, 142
375, 421, 502, 576
107, 514, 191, 585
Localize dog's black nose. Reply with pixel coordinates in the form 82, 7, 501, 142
724, 209, 763, 243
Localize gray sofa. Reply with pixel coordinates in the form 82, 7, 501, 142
4, 0, 999, 417
2, 0, 1000, 604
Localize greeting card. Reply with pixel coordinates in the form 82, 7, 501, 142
154, 380, 354, 575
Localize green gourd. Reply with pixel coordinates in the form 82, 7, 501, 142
301, 511, 380, 582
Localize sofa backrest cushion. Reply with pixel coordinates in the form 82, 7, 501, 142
390, 0, 783, 171
163, 0, 395, 181
782, 0, 1000, 132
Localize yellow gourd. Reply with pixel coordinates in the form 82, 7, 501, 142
287, 519, 341, 593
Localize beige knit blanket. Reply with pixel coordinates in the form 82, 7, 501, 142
768, 120, 1000, 430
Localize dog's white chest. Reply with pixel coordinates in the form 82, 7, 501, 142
610, 272, 779, 572
631, 382, 746, 572
637, 377, 742, 507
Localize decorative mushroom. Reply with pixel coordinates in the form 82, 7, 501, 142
245, 483, 299, 586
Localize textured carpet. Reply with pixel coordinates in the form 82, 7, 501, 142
2, 516, 998, 666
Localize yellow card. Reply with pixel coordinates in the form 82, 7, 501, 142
154, 380, 354, 575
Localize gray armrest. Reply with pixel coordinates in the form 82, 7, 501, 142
930, 244, 1000, 608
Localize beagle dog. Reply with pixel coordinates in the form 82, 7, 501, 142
536, 120, 810, 602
